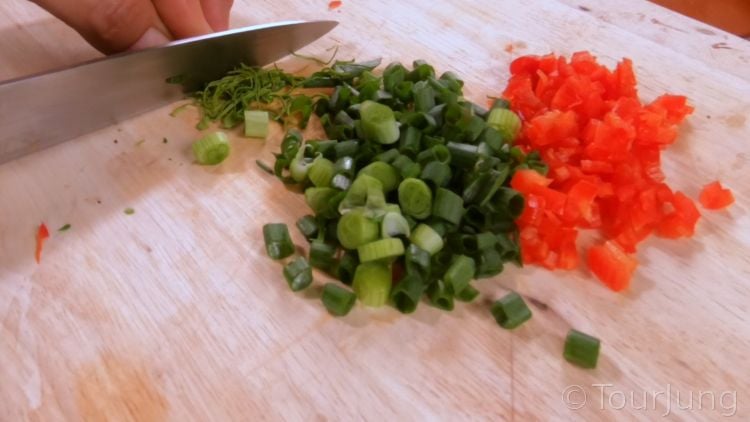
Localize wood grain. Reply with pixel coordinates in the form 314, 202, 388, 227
1, 0, 749, 420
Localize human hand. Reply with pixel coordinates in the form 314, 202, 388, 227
32, 0, 234, 54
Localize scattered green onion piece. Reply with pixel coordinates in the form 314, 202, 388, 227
358, 162, 400, 193
309, 241, 337, 271
331, 174, 352, 191
417, 144, 451, 165
335, 140, 359, 158
337, 210, 379, 249
353, 262, 392, 307
399, 126, 422, 157
427, 280, 453, 311
479, 127, 504, 151
477, 249, 504, 278
405, 243, 431, 280
432, 188, 465, 225
487, 108, 522, 142
283, 256, 313, 291
413, 80, 435, 113
374, 148, 400, 164
420, 162, 452, 188
308, 158, 335, 187
263, 223, 295, 260
192, 132, 230, 165
383, 62, 407, 92
296, 215, 319, 240
360, 100, 400, 144
445, 255, 475, 295
336, 251, 359, 285
58, 224, 71, 232
398, 178, 432, 219
391, 274, 425, 314
491, 291, 532, 329
475, 232, 497, 250
446, 142, 479, 169
290, 146, 316, 182
334, 156, 355, 177
491, 98, 511, 109
455, 284, 480, 302
391, 155, 421, 179
393, 80, 414, 102
381, 212, 411, 238
564, 329, 601, 369
244, 110, 269, 138
357, 238, 405, 263
408, 59, 436, 82
410, 224, 444, 255
321, 283, 357, 316
338, 174, 386, 215
305, 187, 341, 218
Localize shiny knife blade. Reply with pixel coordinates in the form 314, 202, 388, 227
0, 20, 338, 164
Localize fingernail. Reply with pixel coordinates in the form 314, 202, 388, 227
129, 28, 170, 51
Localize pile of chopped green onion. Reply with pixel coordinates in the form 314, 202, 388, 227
264, 59, 551, 316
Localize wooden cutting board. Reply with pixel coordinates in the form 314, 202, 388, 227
1, 0, 749, 420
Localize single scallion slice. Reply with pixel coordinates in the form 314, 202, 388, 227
420, 161, 452, 188
283, 256, 313, 291
564, 329, 601, 369
335, 251, 359, 285
244, 110, 269, 138
263, 223, 295, 260
353, 262, 392, 307
381, 212, 411, 238
427, 280, 453, 311
487, 108, 521, 142
296, 215, 318, 240
305, 187, 340, 218
192, 132, 230, 165
358, 161, 400, 193
455, 284, 480, 302
398, 178, 432, 219
405, 243, 431, 280
390, 273, 425, 314
337, 210, 379, 249
357, 238, 405, 262
445, 255, 476, 295
410, 224, 444, 255
308, 158, 335, 187
310, 241, 338, 271
322, 283, 357, 316
432, 188, 465, 225
360, 100, 400, 144
491, 291, 532, 329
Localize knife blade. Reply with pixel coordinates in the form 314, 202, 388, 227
0, 20, 337, 164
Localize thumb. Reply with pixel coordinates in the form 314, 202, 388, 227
32, 0, 171, 54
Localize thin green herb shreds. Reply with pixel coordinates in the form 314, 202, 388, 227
265, 58, 537, 318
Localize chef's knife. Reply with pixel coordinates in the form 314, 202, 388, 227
0, 20, 337, 164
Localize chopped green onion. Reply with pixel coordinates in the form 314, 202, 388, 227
263, 223, 295, 260
374, 148, 400, 164
381, 212, 411, 238
491, 291, 532, 329
391, 154, 421, 178
335, 251, 359, 285
479, 127, 504, 151
338, 174, 386, 216
334, 156, 355, 177
444, 255, 475, 295
308, 158, 335, 187
192, 132, 230, 165
310, 241, 337, 271
335, 140, 359, 158
357, 238, 405, 262
398, 178, 432, 219
405, 243, 431, 280
331, 174, 352, 191
427, 280, 453, 311
296, 215, 318, 240
420, 161, 452, 187
290, 145, 316, 182
432, 188, 465, 225
305, 187, 341, 218
283, 256, 313, 291
446, 142, 479, 169
322, 283, 357, 316
410, 224, 444, 255
244, 110, 269, 138
413, 80, 435, 112
124, 207, 135, 215
455, 284, 480, 302
417, 144, 451, 165
337, 210, 379, 249
358, 162, 400, 193
477, 249, 504, 278
475, 232, 497, 250
564, 329, 601, 369
399, 125, 422, 157
487, 108, 521, 142
383, 62, 407, 92
408, 59, 435, 82
353, 262, 392, 307
391, 273, 425, 314
360, 100, 399, 144
58, 224, 71, 232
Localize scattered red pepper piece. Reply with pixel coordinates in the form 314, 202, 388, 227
328, 0, 342, 10
699, 181, 734, 210
503, 51, 697, 291
35, 223, 50, 264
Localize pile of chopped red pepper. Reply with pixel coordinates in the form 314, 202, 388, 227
502, 51, 734, 291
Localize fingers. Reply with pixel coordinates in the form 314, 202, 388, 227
152, 0, 214, 39
33, 0, 170, 54
200, 0, 234, 31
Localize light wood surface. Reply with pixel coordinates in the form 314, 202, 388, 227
1, 0, 749, 420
